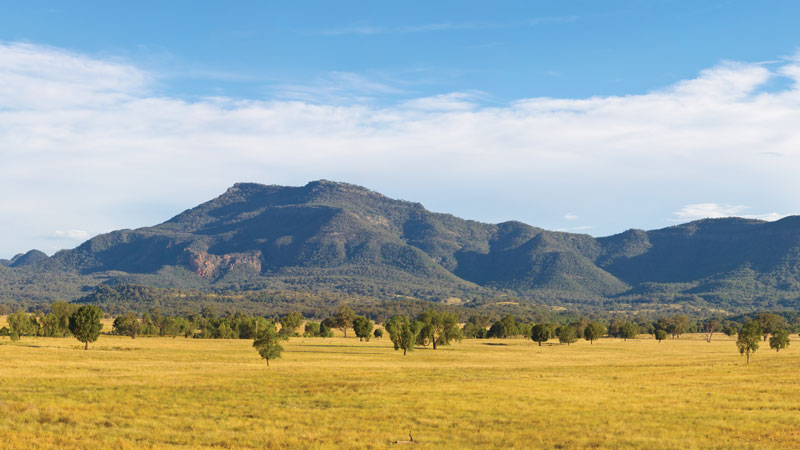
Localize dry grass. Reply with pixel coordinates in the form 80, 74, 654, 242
0, 332, 798, 449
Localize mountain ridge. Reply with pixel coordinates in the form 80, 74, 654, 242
3, 180, 800, 313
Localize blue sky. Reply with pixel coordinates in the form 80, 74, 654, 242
1, 1, 800, 256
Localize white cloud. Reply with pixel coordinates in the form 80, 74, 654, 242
556, 225, 592, 232
51, 230, 92, 240
673, 203, 748, 220
672, 204, 785, 222
400, 92, 483, 111
563, 213, 579, 220
2, 42, 800, 255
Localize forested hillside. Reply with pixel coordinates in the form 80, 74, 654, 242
3, 180, 800, 314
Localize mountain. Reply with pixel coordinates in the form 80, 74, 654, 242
8, 249, 50, 268
3, 180, 800, 313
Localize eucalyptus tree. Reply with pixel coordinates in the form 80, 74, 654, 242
416, 309, 461, 349
353, 315, 374, 341
769, 329, 790, 352
112, 312, 140, 339
584, 321, 606, 344
557, 326, 577, 345
736, 320, 762, 364
69, 305, 103, 350
385, 315, 421, 356
253, 322, 287, 367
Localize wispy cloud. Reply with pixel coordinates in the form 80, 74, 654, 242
672, 204, 785, 222
273, 71, 404, 103
556, 225, 592, 232
317, 17, 579, 36
563, 213, 579, 220
400, 91, 485, 111
50, 230, 92, 240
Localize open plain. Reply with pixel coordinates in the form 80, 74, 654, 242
0, 332, 798, 449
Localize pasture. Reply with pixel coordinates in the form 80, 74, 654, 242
0, 332, 798, 449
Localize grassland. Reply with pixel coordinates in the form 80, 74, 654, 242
1, 331, 798, 449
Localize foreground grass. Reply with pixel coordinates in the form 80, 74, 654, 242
0, 333, 798, 449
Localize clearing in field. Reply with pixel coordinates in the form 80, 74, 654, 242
1, 333, 798, 449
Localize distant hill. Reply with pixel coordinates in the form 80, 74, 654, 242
2, 180, 800, 314
9, 249, 49, 268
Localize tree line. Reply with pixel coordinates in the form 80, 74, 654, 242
2, 306, 795, 365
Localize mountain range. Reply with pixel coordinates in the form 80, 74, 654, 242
3, 180, 800, 313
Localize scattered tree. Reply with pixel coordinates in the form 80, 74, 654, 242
279, 311, 304, 337
722, 321, 739, 337
353, 315, 373, 341
7, 310, 37, 338
736, 320, 761, 364
385, 315, 420, 356
328, 306, 356, 338
654, 329, 667, 343
373, 328, 383, 339
112, 312, 141, 339
253, 322, 287, 366
416, 309, 461, 349
488, 315, 518, 338
584, 321, 606, 344
757, 313, 788, 342
658, 315, 690, 339
530, 323, 553, 346
304, 322, 321, 337
769, 329, 790, 352
703, 319, 721, 343
557, 325, 577, 345
619, 322, 639, 341
68, 305, 103, 350
462, 322, 488, 339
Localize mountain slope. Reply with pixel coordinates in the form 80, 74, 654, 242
3, 180, 800, 312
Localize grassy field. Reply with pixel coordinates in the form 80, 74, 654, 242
1, 332, 798, 449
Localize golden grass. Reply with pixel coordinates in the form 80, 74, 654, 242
0, 333, 798, 449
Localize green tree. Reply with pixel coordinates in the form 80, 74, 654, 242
319, 321, 334, 338
584, 321, 606, 344
112, 312, 141, 339
68, 305, 103, 350
467, 312, 493, 329
703, 319, 721, 343
654, 329, 667, 343
373, 328, 383, 339
530, 323, 553, 346
7, 310, 37, 338
557, 326, 577, 345
737, 320, 761, 364
619, 322, 639, 341
329, 306, 356, 338
252, 322, 287, 367
574, 318, 590, 341
462, 322, 487, 339
304, 322, 321, 337
48, 301, 78, 337
416, 309, 461, 350
757, 313, 788, 342
769, 329, 790, 352
721, 321, 739, 337
279, 311, 304, 337
352, 315, 373, 341
659, 315, 690, 339
385, 315, 420, 356
487, 315, 518, 338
